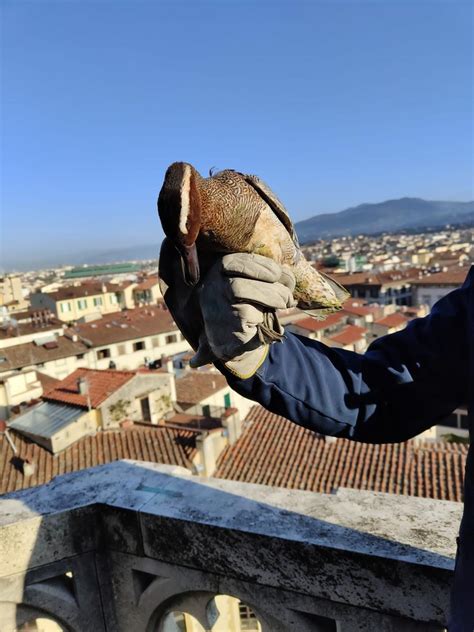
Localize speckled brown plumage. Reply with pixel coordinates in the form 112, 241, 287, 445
158, 162, 350, 312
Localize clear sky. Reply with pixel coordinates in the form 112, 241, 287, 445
1, 0, 473, 269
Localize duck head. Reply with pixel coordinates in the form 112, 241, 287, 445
158, 162, 202, 286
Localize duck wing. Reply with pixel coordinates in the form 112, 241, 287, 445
239, 173, 300, 248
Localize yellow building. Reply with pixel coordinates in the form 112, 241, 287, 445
0, 274, 28, 313
30, 281, 136, 322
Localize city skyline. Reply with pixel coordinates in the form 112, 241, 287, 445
1, 1, 473, 269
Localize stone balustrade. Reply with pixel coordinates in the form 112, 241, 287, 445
0, 460, 462, 631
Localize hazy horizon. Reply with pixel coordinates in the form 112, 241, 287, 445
2, 1, 473, 269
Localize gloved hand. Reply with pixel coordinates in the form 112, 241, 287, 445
191, 253, 297, 378
158, 238, 296, 379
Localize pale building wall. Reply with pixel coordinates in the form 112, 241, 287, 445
0, 275, 28, 311
370, 322, 406, 338
31, 290, 125, 322
413, 285, 459, 310
0, 326, 64, 350
199, 386, 254, 421
286, 324, 319, 340
99, 374, 173, 429
95, 333, 190, 371
0, 332, 190, 383
50, 410, 96, 453
0, 370, 43, 418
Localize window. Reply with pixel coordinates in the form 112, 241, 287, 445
77, 299, 88, 310
151, 337, 159, 348
239, 602, 259, 631
224, 393, 231, 409
110, 294, 118, 304
60, 302, 72, 313
97, 348, 111, 360
133, 341, 145, 352
76, 354, 85, 359
165, 334, 178, 344
93, 297, 103, 307
117, 344, 127, 355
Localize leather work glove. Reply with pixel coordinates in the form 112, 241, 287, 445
158, 238, 296, 379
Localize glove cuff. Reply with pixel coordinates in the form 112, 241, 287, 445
223, 345, 269, 380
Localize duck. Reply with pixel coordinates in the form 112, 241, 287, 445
157, 162, 349, 313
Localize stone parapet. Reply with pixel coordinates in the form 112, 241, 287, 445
0, 460, 461, 631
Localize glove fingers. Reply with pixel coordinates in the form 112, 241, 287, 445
221, 253, 283, 283
279, 265, 296, 293
229, 277, 296, 310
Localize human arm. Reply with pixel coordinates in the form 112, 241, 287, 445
223, 271, 471, 443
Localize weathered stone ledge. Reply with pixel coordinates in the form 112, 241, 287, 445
0, 460, 461, 631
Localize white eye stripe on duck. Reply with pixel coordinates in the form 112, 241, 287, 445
179, 164, 192, 235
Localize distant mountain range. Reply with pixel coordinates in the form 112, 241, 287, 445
295, 198, 474, 243
4, 197, 473, 271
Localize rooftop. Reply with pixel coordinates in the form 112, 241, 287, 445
7, 401, 83, 439
329, 324, 367, 345
134, 275, 160, 291
37, 280, 132, 301
374, 313, 409, 328
290, 312, 344, 332
0, 335, 89, 373
175, 371, 227, 407
411, 268, 470, 286
43, 367, 136, 408
0, 428, 196, 494
71, 305, 178, 346
333, 268, 423, 287
63, 263, 142, 278
215, 406, 466, 502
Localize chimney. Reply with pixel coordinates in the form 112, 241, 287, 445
195, 432, 217, 476
22, 459, 36, 477
77, 377, 89, 395
221, 408, 242, 445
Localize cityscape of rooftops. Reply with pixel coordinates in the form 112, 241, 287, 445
1, 1, 472, 630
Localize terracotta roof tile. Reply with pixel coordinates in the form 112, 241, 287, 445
215, 406, 467, 502
72, 306, 179, 346
333, 269, 423, 287
329, 325, 367, 345
0, 336, 89, 373
411, 269, 470, 286
134, 276, 160, 291
175, 372, 227, 407
374, 313, 409, 328
44, 368, 135, 408
0, 425, 195, 495
290, 313, 344, 332
40, 281, 132, 302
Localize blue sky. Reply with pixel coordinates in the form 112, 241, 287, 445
1, 0, 473, 268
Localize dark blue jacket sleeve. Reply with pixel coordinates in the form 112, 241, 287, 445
225, 267, 472, 443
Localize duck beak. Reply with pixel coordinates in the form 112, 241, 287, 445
179, 243, 200, 286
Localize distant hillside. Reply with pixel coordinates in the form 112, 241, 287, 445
5, 197, 473, 272
295, 198, 474, 243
